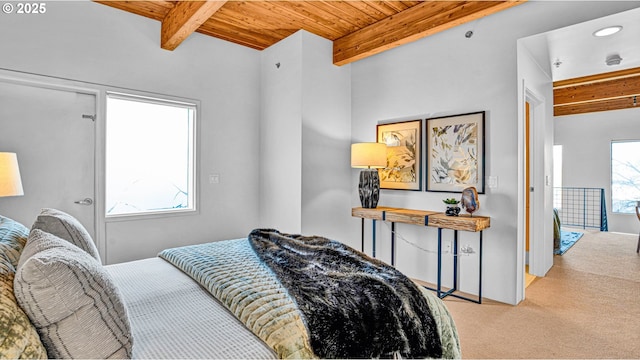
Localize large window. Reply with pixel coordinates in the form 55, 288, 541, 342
553, 145, 563, 209
611, 140, 640, 214
106, 93, 196, 217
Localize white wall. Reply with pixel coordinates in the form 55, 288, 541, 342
0, 1, 262, 264
350, 1, 640, 304
259, 32, 304, 233
555, 108, 640, 234
300, 32, 352, 242
259, 31, 352, 241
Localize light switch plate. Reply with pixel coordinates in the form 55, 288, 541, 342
487, 176, 498, 189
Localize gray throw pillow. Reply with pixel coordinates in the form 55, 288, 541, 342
31, 208, 101, 261
14, 229, 133, 359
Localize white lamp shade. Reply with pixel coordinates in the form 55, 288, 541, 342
0, 152, 24, 197
351, 143, 387, 169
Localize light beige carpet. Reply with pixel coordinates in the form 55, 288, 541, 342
444, 230, 640, 359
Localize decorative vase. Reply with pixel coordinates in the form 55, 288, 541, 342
461, 187, 479, 216
445, 205, 461, 216
358, 168, 380, 208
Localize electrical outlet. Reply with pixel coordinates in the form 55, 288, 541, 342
209, 174, 220, 184
461, 245, 476, 254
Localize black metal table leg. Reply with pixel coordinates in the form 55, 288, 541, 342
478, 230, 483, 304
432, 228, 482, 303
372, 219, 376, 258
391, 222, 396, 266
437, 227, 442, 298
453, 230, 458, 293
438, 229, 456, 299
360, 218, 364, 252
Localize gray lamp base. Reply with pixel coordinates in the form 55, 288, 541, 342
359, 169, 380, 208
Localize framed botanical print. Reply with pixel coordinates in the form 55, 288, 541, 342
426, 111, 485, 193
376, 119, 422, 191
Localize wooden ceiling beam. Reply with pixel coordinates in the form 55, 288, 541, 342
553, 66, 640, 89
553, 67, 640, 116
332, 0, 526, 66
554, 74, 640, 106
161, 1, 227, 51
554, 97, 638, 117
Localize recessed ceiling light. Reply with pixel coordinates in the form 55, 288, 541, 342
593, 26, 623, 37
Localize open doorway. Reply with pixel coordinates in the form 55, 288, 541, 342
517, 5, 640, 303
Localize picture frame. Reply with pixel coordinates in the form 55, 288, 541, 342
426, 111, 485, 193
376, 119, 422, 191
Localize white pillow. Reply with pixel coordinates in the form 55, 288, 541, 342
31, 208, 101, 261
14, 229, 133, 359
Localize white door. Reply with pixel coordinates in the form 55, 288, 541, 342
0, 79, 96, 237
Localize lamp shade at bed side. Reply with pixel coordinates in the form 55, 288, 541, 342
0, 152, 24, 197
351, 143, 387, 209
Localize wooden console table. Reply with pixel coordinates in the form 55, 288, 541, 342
352, 206, 490, 304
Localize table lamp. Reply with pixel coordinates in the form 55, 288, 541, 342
351, 143, 387, 208
0, 152, 24, 197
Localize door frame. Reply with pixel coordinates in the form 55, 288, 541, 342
525, 88, 544, 276
525, 101, 531, 266
531, 89, 555, 277
517, 79, 554, 302
0, 69, 105, 261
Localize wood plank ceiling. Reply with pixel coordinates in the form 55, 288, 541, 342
94, 0, 525, 65
553, 67, 640, 116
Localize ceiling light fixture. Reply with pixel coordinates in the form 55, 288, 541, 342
605, 54, 623, 66
593, 26, 623, 37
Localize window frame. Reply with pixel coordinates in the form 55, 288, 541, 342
104, 91, 199, 221
610, 139, 640, 215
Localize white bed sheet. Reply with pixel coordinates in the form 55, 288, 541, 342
106, 257, 276, 359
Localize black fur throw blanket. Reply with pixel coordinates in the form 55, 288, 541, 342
248, 229, 442, 359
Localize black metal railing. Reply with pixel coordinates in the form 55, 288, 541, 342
553, 187, 608, 231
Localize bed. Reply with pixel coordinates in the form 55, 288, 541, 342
0, 210, 461, 359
